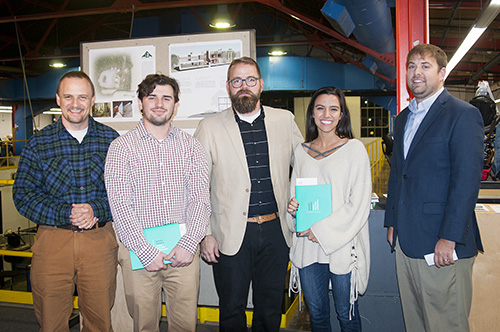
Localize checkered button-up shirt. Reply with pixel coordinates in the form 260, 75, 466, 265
13, 117, 119, 226
105, 120, 210, 267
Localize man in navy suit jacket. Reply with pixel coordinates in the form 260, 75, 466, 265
384, 44, 483, 332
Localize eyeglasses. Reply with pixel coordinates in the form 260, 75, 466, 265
228, 76, 260, 89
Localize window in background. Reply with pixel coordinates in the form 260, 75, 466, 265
360, 98, 389, 137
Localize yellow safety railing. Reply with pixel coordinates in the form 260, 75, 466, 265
364, 138, 384, 181
0, 249, 298, 327
0, 139, 25, 170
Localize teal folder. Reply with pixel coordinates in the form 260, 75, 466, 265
295, 184, 332, 233
129, 223, 182, 270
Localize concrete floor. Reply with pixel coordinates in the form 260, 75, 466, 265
0, 302, 311, 331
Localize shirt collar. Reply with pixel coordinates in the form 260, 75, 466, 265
233, 105, 265, 124
136, 119, 177, 140
408, 87, 445, 115
56, 116, 95, 138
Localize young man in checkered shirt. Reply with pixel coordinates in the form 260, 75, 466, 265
105, 74, 210, 331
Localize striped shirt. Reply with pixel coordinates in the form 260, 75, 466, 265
234, 109, 278, 217
13, 117, 119, 226
105, 120, 210, 267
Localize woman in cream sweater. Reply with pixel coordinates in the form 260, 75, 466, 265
287, 86, 372, 332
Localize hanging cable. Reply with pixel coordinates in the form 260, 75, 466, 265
14, 16, 38, 132
129, 5, 135, 38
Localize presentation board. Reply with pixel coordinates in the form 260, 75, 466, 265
81, 30, 255, 133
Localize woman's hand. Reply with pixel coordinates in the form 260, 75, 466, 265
298, 229, 318, 243
287, 197, 299, 217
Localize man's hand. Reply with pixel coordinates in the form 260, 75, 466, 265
434, 238, 456, 268
387, 227, 394, 247
165, 245, 193, 267
200, 235, 220, 263
145, 253, 169, 272
70, 203, 97, 229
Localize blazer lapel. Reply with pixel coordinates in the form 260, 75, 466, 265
222, 109, 250, 176
406, 90, 448, 159
263, 107, 277, 162
395, 109, 409, 164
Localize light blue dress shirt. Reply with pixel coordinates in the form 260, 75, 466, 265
404, 87, 445, 158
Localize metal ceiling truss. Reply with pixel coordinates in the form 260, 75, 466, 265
0, 0, 498, 88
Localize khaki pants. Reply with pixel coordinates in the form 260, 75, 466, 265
396, 240, 474, 332
31, 223, 118, 332
117, 241, 200, 332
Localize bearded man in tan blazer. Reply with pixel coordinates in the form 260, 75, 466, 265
194, 57, 302, 331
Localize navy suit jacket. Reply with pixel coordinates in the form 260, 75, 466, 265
384, 89, 483, 259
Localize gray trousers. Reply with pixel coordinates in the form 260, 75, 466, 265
395, 240, 474, 332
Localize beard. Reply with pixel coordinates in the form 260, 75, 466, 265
143, 107, 173, 127
230, 89, 260, 114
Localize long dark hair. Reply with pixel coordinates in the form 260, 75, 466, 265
305, 86, 353, 142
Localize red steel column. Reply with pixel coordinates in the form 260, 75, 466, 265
396, 0, 429, 114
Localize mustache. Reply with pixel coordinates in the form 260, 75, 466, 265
236, 89, 257, 97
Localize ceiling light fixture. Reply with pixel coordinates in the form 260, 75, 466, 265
49, 62, 66, 68
268, 50, 287, 56
209, 5, 235, 29
446, 0, 500, 79
43, 108, 62, 115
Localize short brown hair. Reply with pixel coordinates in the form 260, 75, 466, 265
407, 44, 448, 69
56, 71, 95, 97
137, 74, 180, 103
227, 56, 261, 80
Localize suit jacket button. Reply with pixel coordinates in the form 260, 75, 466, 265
403, 174, 407, 179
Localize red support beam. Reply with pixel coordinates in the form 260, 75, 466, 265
257, 0, 395, 66
310, 41, 396, 85
0, 0, 253, 24
189, 7, 211, 31
5, 0, 31, 55
396, 0, 429, 114
31, 0, 70, 56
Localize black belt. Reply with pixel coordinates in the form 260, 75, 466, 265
54, 221, 108, 232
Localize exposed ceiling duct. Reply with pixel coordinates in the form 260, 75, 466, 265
321, 0, 396, 88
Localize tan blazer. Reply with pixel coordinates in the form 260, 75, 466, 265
194, 106, 303, 256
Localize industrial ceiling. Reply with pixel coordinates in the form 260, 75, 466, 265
0, 0, 499, 90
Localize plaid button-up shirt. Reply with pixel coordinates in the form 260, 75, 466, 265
105, 120, 210, 267
13, 117, 119, 226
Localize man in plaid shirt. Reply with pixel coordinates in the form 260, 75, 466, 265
105, 74, 210, 331
13, 71, 119, 331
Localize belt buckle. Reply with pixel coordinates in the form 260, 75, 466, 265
72, 225, 84, 233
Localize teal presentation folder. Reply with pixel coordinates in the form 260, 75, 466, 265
129, 223, 182, 270
295, 184, 332, 233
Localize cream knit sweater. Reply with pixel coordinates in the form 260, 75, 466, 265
287, 139, 372, 295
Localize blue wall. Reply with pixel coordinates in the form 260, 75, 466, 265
0, 66, 77, 101
258, 56, 396, 114
258, 56, 380, 91
2, 57, 396, 146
